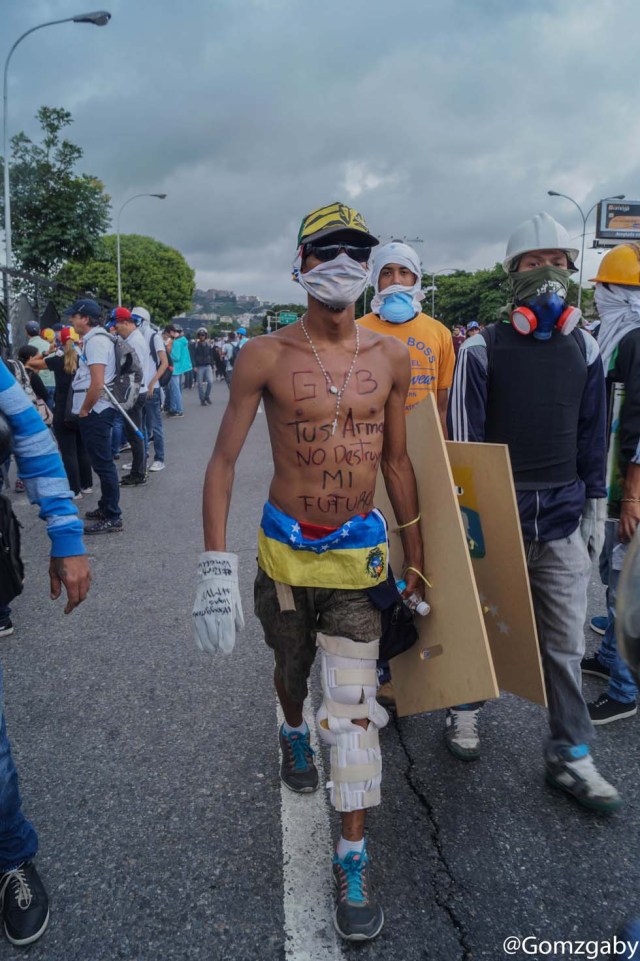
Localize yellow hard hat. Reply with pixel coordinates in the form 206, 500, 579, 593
590, 243, 640, 286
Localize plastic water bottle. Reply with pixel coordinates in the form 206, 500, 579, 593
396, 579, 431, 616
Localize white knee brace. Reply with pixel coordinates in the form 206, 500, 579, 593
316, 632, 389, 813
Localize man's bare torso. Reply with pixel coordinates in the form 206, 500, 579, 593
258, 325, 397, 527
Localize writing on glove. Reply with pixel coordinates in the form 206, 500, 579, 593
192, 551, 244, 654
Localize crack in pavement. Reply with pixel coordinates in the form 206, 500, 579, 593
393, 713, 474, 961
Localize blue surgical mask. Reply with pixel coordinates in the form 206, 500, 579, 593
379, 291, 417, 324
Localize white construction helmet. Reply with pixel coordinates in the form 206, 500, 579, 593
503, 212, 579, 273
131, 306, 151, 324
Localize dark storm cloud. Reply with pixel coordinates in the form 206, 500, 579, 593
3, 0, 640, 301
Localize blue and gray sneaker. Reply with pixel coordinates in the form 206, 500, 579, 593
590, 615, 608, 636
545, 744, 622, 814
278, 724, 318, 793
332, 844, 384, 942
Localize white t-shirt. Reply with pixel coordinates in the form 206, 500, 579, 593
141, 326, 166, 388
72, 327, 118, 414
125, 328, 150, 393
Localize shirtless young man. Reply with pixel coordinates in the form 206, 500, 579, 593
193, 202, 424, 942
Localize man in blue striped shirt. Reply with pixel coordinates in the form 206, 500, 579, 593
0, 356, 90, 946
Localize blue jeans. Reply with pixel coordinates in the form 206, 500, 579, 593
168, 374, 183, 414
0, 669, 38, 870
196, 365, 214, 403
79, 407, 121, 520
596, 519, 637, 703
111, 413, 124, 456
142, 389, 165, 463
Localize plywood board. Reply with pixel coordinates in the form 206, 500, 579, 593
374, 394, 498, 716
446, 441, 547, 707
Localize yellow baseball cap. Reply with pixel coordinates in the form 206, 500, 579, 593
297, 201, 379, 248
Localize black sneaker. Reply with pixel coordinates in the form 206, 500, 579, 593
581, 655, 611, 680
84, 507, 106, 521
588, 692, 637, 726
120, 474, 147, 487
0, 862, 49, 946
0, 621, 13, 639
278, 724, 318, 793
84, 518, 124, 535
332, 844, 384, 942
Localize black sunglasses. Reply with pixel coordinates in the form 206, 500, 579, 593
303, 243, 371, 264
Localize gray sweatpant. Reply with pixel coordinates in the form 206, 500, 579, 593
524, 527, 594, 755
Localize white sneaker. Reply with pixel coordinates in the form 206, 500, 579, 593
149, 461, 165, 472
546, 747, 622, 813
444, 708, 481, 761
121, 463, 132, 472
81, 486, 94, 494
72, 492, 83, 501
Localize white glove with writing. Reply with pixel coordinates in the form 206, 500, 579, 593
580, 498, 607, 561
192, 552, 244, 654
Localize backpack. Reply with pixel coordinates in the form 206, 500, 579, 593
231, 343, 241, 366
92, 330, 143, 411
0, 488, 24, 606
149, 333, 172, 388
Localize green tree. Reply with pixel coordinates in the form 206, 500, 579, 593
0, 106, 111, 276
58, 234, 195, 325
427, 265, 508, 328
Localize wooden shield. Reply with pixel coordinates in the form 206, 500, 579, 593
446, 441, 546, 707
374, 394, 499, 716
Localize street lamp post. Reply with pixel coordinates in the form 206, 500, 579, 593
428, 267, 463, 318
547, 190, 625, 309
116, 193, 167, 304
2, 11, 111, 336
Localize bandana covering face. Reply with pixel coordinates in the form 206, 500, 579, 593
509, 266, 573, 305
370, 242, 425, 319
292, 251, 370, 310
595, 283, 640, 372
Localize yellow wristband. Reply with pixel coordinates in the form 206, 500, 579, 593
404, 566, 433, 589
394, 513, 421, 532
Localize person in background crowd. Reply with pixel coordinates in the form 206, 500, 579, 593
185, 337, 196, 390
465, 320, 480, 338
359, 240, 455, 436
0, 354, 91, 946
161, 329, 174, 412
15, 348, 50, 409
24, 328, 93, 498
446, 212, 619, 814
222, 332, 237, 388
133, 307, 168, 473
452, 324, 466, 355
236, 326, 249, 349
166, 325, 191, 416
107, 308, 149, 487
193, 328, 215, 406
213, 339, 226, 381
26, 321, 56, 410
580, 244, 640, 724
66, 298, 123, 535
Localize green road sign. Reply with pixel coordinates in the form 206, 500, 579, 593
278, 312, 298, 325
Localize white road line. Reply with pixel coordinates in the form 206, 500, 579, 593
277, 699, 343, 961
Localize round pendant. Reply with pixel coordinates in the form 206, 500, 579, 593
329, 385, 338, 395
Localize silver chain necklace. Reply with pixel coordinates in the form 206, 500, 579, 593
300, 316, 360, 436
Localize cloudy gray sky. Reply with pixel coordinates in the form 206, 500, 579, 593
3, 0, 640, 304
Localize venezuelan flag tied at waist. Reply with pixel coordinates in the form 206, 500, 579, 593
257, 502, 388, 590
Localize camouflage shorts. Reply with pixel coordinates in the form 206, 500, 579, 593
253, 566, 381, 705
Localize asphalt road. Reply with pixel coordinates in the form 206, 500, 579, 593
1, 379, 638, 961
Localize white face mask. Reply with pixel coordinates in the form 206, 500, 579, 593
293, 252, 370, 310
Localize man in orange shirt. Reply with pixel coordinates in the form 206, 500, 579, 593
359, 241, 454, 705
358, 240, 454, 437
